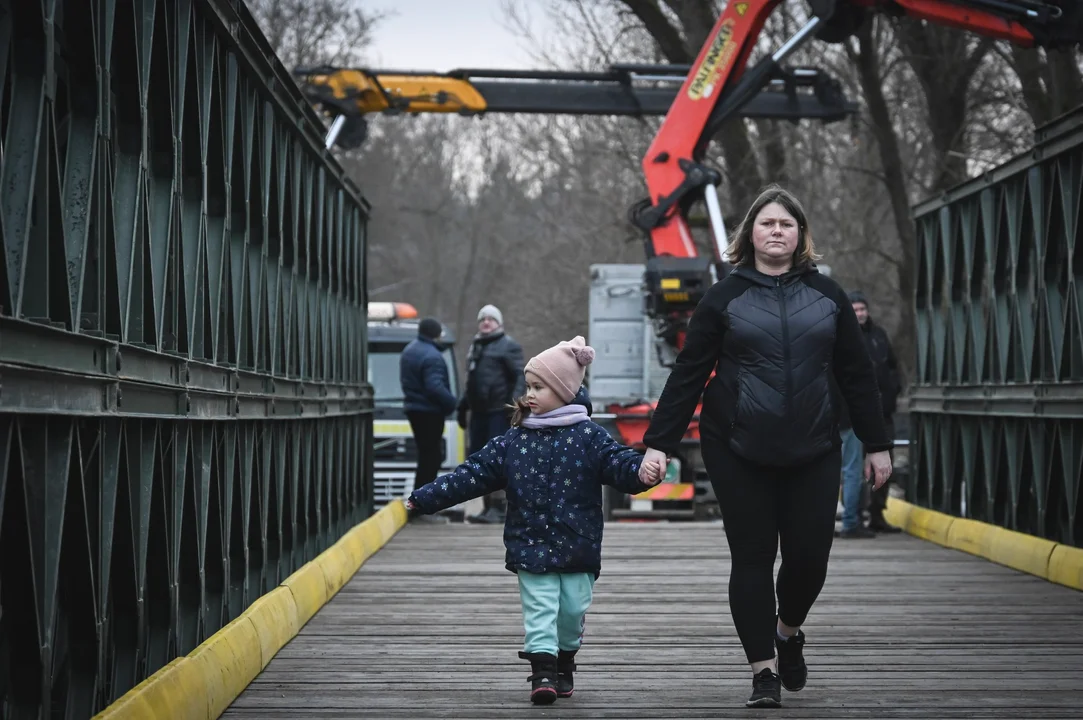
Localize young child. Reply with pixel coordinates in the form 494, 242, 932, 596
404, 336, 664, 705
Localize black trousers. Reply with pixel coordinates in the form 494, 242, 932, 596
469, 410, 511, 511
406, 411, 446, 492
702, 428, 841, 664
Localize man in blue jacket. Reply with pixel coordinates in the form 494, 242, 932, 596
400, 318, 458, 494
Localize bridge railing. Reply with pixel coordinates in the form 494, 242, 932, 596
0, 0, 374, 717
909, 107, 1083, 549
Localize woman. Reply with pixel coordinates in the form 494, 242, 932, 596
639, 184, 893, 709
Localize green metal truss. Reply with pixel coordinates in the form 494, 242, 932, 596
0, 0, 374, 717
909, 108, 1083, 548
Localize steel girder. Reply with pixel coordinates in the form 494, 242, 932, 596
0, 0, 374, 717
909, 107, 1083, 548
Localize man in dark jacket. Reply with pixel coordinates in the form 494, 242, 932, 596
457, 304, 526, 524
843, 291, 903, 534
400, 318, 458, 496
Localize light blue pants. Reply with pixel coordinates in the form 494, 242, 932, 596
840, 428, 864, 531
517, 571, 595, 655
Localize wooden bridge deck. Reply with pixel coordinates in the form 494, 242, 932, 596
223, 521, 1083, 719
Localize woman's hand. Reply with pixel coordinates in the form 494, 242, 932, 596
640, 448, 669, 486
864, 450, 893, 490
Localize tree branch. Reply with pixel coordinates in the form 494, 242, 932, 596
616, 0, 691, 62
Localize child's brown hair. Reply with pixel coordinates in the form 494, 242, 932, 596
508, 397, 531, 428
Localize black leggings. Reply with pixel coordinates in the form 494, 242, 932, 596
702, 432, 841, 664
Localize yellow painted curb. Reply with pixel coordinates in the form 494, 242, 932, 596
245, 588, 301, 669
94, 658, 203, 720
189, 614, 264, 718
986, 527, 1057, 579
886, 497, 1082, 592
906, 504, 955, 545
946, 517, 993, 557
94, 500, 408, 719
882, 497, 912, 532
1048, 544, 1083, 591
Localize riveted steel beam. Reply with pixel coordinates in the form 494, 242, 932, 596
909, 107, 1083, 550
0, 0, 374, 716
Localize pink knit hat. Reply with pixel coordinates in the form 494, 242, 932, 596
525, 336, 596, 403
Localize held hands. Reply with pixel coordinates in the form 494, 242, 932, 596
864, 450, 893, 490
639, 448, 669, 486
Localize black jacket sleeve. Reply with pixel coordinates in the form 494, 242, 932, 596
505, 338, 527, 400
830, 285, 893, 453
642, 283, 729, 457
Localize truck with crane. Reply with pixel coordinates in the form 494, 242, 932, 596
297, 0, 1080, 520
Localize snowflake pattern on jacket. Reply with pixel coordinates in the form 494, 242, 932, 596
408, 420, 649, 578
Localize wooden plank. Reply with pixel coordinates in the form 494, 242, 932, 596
223, 521, 1083, 719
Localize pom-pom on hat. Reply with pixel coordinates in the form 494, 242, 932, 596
526, 336, 596, 404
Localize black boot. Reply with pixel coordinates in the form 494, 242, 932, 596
518, 651, 558, 705
868, 514, 902, 533
557, 649, 577, 698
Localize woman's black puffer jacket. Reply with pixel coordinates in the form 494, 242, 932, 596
644, 264, 893, 467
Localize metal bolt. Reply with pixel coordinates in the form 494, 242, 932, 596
115, 351, 123, 372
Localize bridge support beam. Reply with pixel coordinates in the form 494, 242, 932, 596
0, 0, 373, 717
910, 107, 1083, 548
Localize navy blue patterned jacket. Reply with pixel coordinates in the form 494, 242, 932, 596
407, 390, 648, 578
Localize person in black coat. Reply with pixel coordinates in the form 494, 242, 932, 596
458, 304, 527, 524
639, 184, 893, 709
848, 290, 903, 534
399, 318, 458, 494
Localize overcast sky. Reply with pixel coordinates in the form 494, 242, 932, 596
366, 0, 554, 72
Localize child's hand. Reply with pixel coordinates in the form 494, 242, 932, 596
639, 460, 665, 486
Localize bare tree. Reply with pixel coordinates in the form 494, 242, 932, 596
1008, 45, 1083, 128
895, 21, 995, 191
247, 0, 386, 70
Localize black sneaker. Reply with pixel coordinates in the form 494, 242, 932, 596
746, 668, 782, 708
775, 629, 807, 691
518, 651, 558, 705
839, 526, 877, 539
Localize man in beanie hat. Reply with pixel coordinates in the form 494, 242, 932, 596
838, 291, 903, 537
400, 317, 459, 501
458, 304, 526, 524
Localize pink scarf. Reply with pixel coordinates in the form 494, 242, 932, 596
520, 404, 590, 429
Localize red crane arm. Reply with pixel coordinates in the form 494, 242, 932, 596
849, 0, 1047, 47
641, 0, 784, 260
632, 0, 1080, 347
